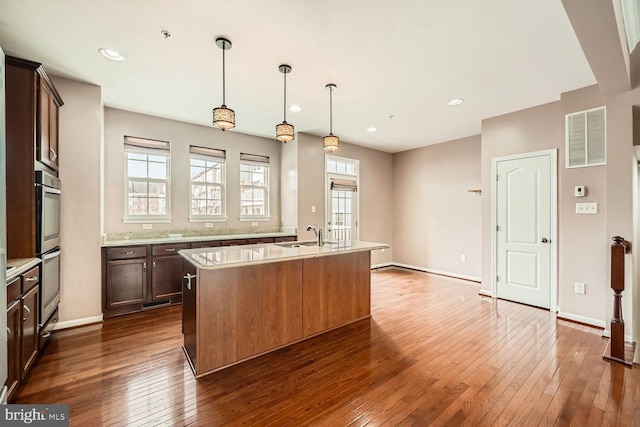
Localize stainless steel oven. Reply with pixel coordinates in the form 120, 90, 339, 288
36, 170, 61, 254
40, 248, 61, 325
36, 170, 61, 325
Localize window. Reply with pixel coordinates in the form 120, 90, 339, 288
325, 155, 359, 241
190, 146, 226, 221
124, 136, 171, 222
566, 107, 606, 168
240, 153, 270, 219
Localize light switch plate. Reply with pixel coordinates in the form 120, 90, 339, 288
575, 282, 586, 294
575, 202, 597, 214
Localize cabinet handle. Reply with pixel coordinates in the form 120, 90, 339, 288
23, 304, 31, 322
6, 327, 10, 336
152, 261, 157, 271
122, 251, 135, 255
25, 276, 38, 282
164, 248, 176, 252
41, 332, 51, 339
183, 273, 194, 291
143, 262, 147, 273
50, 147, 58, 162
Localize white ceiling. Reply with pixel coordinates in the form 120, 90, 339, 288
0, 0, 596, 153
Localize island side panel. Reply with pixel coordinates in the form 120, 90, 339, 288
302, 251, 371, 337
196, 260, 303, 375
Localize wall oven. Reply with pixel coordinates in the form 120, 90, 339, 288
36, 170, 61, 325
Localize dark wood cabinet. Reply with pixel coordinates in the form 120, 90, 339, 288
102, 236, 296, 317
5, 56, 63, 259
6, 299, 21, 401
5, 263, 42, 402
20, 284, 39, 378
105, 258, 147, 308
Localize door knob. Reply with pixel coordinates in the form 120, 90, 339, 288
541, 238, 549, 243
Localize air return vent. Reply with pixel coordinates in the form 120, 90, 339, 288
565, 107, 606, 168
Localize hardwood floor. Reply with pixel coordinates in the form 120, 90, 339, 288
14, 267, 640, 426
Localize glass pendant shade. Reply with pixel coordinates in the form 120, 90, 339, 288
213, 105, 235, 131
276, 121, 294, 142
323, 133, 339, 152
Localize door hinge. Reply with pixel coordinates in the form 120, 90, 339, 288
496, 275, 500, 282
496, 174, 500, 181
496, 225, 500, 232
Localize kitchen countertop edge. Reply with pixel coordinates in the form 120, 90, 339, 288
6, 258, 41, 283
101, 232, 297, 248
180, 241, 389, 270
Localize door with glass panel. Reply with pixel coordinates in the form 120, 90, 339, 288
325, 156, 359, 242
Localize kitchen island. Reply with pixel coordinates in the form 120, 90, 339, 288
180, 240, 388, 378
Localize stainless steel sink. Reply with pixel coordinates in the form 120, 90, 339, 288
275, 240, 335, 248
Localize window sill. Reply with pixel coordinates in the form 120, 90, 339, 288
122, 216, 173, 224
189, 217, 228, 223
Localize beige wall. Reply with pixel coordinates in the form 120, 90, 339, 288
296, 133, 393, 266
53, 76, 103, 325
393, 136, 481, 279
103, 108, 282, 235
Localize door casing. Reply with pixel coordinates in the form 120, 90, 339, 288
490, 149, 558, 311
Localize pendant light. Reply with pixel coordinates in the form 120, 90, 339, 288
212, 37, 235, 131
323, 83, 339, 152
276, 64, 294, 142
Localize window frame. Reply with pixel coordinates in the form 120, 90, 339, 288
122, 137, 172, 224
189, 148, 227, 222
239, 157, 270, 221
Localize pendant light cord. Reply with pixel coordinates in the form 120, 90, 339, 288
283, 71, 287, 122
329, 87, 333, 134
222, 42, 226, 105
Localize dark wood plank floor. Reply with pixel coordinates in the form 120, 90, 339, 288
14, 268, 640, 426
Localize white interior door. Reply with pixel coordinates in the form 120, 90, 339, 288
495, 152, 554, 309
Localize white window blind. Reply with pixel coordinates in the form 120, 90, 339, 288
566, 107, 606, 168
331, 178, 357, 192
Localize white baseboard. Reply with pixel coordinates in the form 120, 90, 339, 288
478, 289, 493, 297
556, 310, 605, 329
391, 263, 481, 283
371, 262, 393, 269
54, 314, 103, 331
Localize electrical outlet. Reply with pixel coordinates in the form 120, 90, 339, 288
205, 223, 213, 228
460, 254, 466, 262
142, 224, 152, 230
251, 222, 258, 227
575, 282, 586, 294
312, 205, 316, 213
575, 202, 597, 214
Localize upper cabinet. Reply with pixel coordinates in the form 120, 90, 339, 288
5, 56, 63, 258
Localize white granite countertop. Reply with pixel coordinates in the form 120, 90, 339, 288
180, 240, 389, 270
102, 232, 297, 247
6, 258, 41, 283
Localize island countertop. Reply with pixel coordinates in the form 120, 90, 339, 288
180, 240, 388, 270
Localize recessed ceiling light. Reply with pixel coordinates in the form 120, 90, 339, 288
98, 48, 126, 62
289, 105, 302, 112
366, 127, 377, 133
448, 98, 464, 106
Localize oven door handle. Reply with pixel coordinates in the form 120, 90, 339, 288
41, 185, 62, 195
43, 250, 62, 260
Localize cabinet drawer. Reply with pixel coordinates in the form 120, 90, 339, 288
152, 243, 189, 256
221, 239, 248, 246
106, 246, 148, 260
22, 265, 40, 292
190, 240, 222, 249
274, 236, 297, 243
6, 276, 21, 305
247, 237, 275, 244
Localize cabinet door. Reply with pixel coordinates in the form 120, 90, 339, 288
21, 284, 39, 379
38, 81, 59, 171
105, 259, 147, 308
6, 299, 22, 401
152, 255, 184, 300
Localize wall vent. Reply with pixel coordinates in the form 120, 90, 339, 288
565, 107, 606, 168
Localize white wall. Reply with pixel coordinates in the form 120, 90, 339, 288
393, 136, 482, 280
53, 76, 103, 326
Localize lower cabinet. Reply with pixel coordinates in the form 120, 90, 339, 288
21, 284, 39, 378
102, 235, 296, 317
5, 264, 41, 402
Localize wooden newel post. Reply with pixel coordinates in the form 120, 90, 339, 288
603, 236, 635, 367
